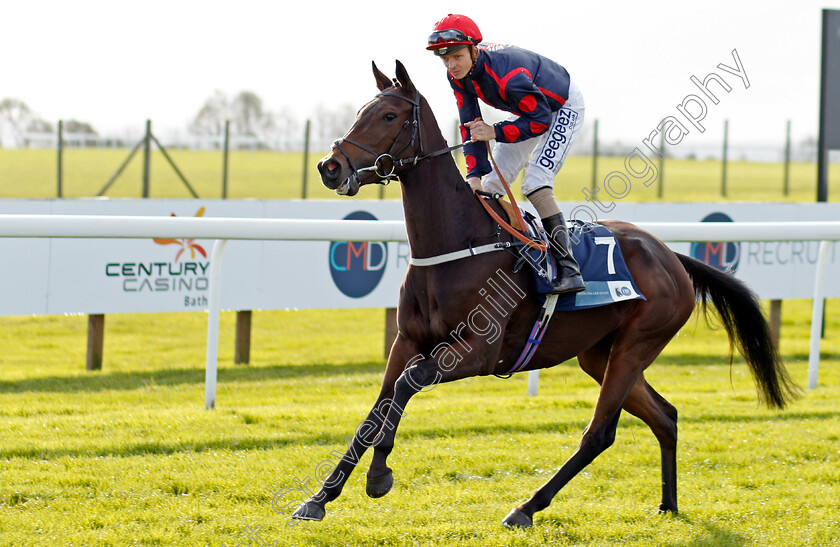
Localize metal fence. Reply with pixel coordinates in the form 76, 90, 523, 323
3, 117, 835, 201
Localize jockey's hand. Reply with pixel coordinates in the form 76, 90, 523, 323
467, 177, 483, 192
465, 118, 495, 142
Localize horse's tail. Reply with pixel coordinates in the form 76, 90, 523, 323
676, 253, 800, 409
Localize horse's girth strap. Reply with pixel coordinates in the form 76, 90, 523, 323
409, 242, 506, 267
506, 293, 559, 374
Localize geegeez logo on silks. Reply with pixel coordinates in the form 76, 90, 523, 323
537, 108, 577, 171
329, 211, 388, 298
689, 212, 741, 273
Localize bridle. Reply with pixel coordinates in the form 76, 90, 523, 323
331, 89, 467, 184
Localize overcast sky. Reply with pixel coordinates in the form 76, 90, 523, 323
3, 0, 838, 148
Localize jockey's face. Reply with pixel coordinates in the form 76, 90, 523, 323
441, 47, 475, 80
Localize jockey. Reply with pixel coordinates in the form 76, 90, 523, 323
427, 13, 586, 294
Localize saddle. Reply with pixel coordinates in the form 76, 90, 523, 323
481, 193, 644, 309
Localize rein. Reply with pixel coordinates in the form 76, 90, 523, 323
475, 142, 547, 251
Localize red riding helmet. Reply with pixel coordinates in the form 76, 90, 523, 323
426, 14, 482, 56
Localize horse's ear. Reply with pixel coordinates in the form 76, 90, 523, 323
394, 60, 416, 95
372, 61, 392, 91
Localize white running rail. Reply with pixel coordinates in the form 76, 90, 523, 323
1, 215, 838, 407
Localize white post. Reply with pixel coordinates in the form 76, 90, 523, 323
527, 369, 540, 396
205, 239, 228, 409
808, 240, 831, 390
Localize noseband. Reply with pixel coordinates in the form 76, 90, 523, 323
331, 90, 467, 184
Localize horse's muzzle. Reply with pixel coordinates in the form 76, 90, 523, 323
318, 155, 360, 196
317, 156, 342, 187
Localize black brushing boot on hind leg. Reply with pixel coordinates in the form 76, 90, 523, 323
541, 212, 586, 295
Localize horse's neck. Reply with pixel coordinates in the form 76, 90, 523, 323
399, 155, 490, 258
397, 99, 495, 258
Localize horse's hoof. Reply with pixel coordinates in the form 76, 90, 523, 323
291, 501, 325, 521
501, 508, 533, 528
366, 469, 394, 498
658, 504, 678, 515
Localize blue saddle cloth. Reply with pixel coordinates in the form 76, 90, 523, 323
516, 216, 645, 311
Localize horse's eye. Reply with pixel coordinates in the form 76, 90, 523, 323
384, 112, 397, 121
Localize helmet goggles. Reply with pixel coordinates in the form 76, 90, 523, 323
427, 28, 478, 56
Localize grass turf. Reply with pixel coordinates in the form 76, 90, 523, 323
0, 301, 838, 546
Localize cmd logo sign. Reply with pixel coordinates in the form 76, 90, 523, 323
328, 211, 388, 298
689, 212, 740, 273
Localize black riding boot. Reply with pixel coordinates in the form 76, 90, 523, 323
541, 212, 586, 294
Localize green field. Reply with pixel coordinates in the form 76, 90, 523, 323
0, 147, 837, 202
0, 301, 839, 546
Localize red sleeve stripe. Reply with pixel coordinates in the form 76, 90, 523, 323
472, 81, 488, 104
449, 74, 464, 89
538, 86, 566, 106
485, 66, 533, 102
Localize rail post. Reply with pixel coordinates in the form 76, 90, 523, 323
721, 119, 729, 197
57, 120, 64, 198
528, 370, 539, 396
86, 314, 105, 371
783, 120, 791, 197
808, 241, 831, 389
658, 127, 665, 198
302, 120, 311, 199
769, 300, 782, 349
142, 120, 152, 198
222, 120, 230, 199
235, 310, 252, 365
205, 239, 228, 409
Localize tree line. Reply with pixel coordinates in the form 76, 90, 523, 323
0, 92, 357, 150
0, 98, 95, 136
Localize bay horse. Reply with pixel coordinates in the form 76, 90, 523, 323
294, 61, 798, 528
